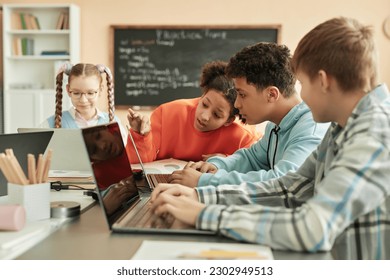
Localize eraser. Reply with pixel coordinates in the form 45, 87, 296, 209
0, 205, 26, 231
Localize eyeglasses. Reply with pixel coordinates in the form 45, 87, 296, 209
69, 90, 99, 100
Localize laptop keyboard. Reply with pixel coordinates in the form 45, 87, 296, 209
125, 197, 174, 229
147, 173, 171, 190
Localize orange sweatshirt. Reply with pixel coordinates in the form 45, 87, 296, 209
126, 98, 258, 163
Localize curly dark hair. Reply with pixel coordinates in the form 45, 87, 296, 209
199, 60, 239, 119
226, 42, 296, 98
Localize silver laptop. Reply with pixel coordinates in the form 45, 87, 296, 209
127, 130, 171, 190
17, 128, 91, 172
81, 122, 213, 235
0, 131, 53, 196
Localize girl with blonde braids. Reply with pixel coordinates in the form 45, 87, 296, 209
40, 63, 127, 141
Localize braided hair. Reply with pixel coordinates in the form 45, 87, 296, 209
54, 63, 115, 128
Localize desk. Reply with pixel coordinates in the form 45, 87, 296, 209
3, 159, 333, 260
4, 159, 333, 260
0, 189, 96, 259
15, 202, 332, 260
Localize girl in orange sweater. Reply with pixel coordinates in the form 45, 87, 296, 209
126, 61, 259, 164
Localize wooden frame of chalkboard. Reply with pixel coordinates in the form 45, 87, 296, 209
110, 25, 281, 108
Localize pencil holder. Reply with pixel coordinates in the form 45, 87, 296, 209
7, 183, 50, 222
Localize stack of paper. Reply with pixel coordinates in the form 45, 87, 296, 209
48, 170, 94, 185
132, 240, 273, 260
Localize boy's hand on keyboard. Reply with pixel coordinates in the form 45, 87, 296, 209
150, 183, 197, 202
186, 161, 218, 174
169, 167, 201, 188
150, 213, 175, 228
149, 184, 204, 226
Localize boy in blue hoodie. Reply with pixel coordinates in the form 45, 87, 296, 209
169, 42, 329, 188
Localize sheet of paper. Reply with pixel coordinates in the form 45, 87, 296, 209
0, 190, 96, 259
49, 170, 92, 178
132, 158, 187, 174
132, 240, 273, 260
0, 219, 63, 260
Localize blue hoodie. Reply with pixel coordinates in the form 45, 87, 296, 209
197, 102, 329, 187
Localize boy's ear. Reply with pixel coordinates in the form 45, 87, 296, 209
265, 86, 280, 103
318, 70, 330, 92
224, 116, 235, 126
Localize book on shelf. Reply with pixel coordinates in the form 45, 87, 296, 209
19, 13, 27, 29
41, 50, 69, 56
56, 12, 69, 30
11, 12, 22, 29
13, 37, 34, 55
12, 38, 22, 56
21, 38, 34, 55
24, 14, 34, 29
63, 13, 69, 30
21, 38, 27, 55
28, 14, 40, 30
11, 12, 40, 30
33, 16, 41, 29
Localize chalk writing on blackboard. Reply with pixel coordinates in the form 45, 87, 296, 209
112, 26, 280, 106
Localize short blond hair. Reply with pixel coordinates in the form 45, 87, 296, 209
292, 17, 378, 92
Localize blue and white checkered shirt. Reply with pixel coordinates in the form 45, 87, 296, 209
196, 84, 390, 258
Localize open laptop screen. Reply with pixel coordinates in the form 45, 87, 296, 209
18, 128, 91, 172
0, 131, 53, 196
81, 122, 139, 225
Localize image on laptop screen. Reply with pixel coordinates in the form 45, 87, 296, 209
81, 123, 213, 235
81, 122, 140, 225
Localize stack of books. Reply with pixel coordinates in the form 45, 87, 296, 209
12, 37, 34, 56
56, 12, 69, 30
12, 12, 40, 30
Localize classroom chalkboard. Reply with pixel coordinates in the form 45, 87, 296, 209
111, 25, 281, 107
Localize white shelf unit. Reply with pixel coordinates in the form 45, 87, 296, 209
2, 4, 80, 133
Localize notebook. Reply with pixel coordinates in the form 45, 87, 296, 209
17, 128, 92, 173
0, 131, 53, 196
81, 122, 213, 235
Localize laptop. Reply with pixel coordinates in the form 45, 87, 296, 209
81, 122, 213, 235
0, 131, 53, 196
17, 128, 91, 173
127, 130, 171, 190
